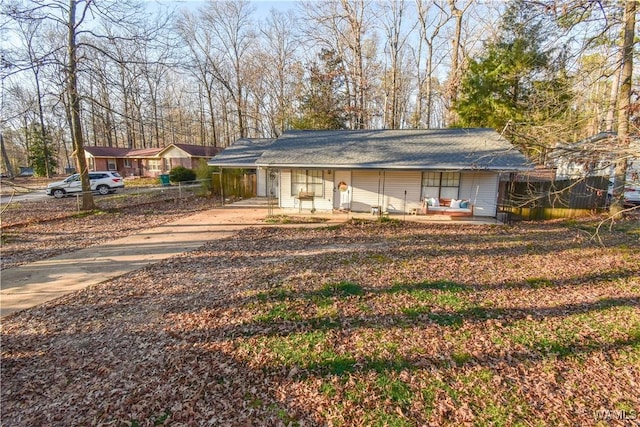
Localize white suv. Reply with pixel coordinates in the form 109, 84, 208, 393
46, 171, 125, 198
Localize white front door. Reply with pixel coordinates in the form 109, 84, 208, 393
333, 170, 351, 210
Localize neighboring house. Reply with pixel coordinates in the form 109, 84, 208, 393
548, 132, 640, 182
82, 144, 222, 177
209, 129, 533, 217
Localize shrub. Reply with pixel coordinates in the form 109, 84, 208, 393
169, 166, 196, 183
194, 159, 217, 196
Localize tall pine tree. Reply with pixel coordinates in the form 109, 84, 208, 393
27, 123, 57, 177
453, 0, 573, 157
291, 49, 346, 130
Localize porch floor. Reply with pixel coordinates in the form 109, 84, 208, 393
227, 197, 502, 225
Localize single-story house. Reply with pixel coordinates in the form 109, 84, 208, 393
81, 143, 222, 177
208, 129, 534, 217
548, 132, 639, 182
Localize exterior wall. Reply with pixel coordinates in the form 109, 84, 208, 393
279, 168, 500, 217
279, 169, 333, 211
162, 148, 189, 171
163, 147, 188, 159
86, 156, 127, 175
256, 168, 279, 198
459, 171, 499, 217
554, 157, 639, 183
351, 170, 382, 212
380, 171, 422, 213
257, 168, 267, 197
142, 159, 163, 177
121, 159, 138, 177
351, 170, 422, 213
333, 170, 352, 210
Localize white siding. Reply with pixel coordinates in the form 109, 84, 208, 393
279, 169, 333, 211
380, 171, 422, 214
352, 170, 383, 212
333, 170, 352, 210
459, 172, 499, 217
257, 168, 267, 197
280, 170, 294, 208
280, 168, 500, 216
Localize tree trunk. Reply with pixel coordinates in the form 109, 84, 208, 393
610, 0, 635, 216
1, 132, 13, 178
67, 0, 95, 211
446, 0, 464, 126
34, 68, 51, 177
605, 48, 623, 132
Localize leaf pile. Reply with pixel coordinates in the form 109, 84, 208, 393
1, 219, 639, 426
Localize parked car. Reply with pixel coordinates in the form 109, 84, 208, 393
624, 184, 640, 206
608, 180, 640, 207
17, 167, 34, 177
46, 171, 124, 198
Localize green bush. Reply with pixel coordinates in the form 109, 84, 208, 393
195, 160, 217, 195
169, 166, 196, 183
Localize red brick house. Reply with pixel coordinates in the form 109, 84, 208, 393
81, 144, 222, 177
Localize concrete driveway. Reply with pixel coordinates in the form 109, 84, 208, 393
0, 206, 275, 317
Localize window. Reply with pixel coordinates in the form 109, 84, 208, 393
107, 159, 117, 171
291, 169, 323, 196
148, 160, 161, 172
421, 172, 460, 200
124, 159, 132, 168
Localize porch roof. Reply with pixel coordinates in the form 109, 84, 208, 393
209, 129, 534, 172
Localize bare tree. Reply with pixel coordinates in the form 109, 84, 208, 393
5, 0, 170, 209
610, 0, 635, 215
301, 0, 378, 129
380, 0, 413, 129
413, 0, 452, 129
444, 0, 473, 126
64, 0, 94, 209
175, 10, 223, 147
258, 9, 302, 136
199, 0, 257, 140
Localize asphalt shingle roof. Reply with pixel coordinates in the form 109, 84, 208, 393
83, 146, 132, 157
209, 138, 276, 167
254, 129, 532, 171
83, 144, 219, 159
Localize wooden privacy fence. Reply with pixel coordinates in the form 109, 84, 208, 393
211, 171, 257, 200
501, 176, 609, 220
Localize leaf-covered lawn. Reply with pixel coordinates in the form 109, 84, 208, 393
2, 219, 639, 426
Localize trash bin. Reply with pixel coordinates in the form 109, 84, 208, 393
159, 174, 170, 187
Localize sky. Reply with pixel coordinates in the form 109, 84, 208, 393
148, 0, 298, 16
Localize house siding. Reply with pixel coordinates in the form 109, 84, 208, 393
351, 170, 383, 212
459, 172, 499, 217
279, 168, 499, 217
280, 170, 294, 208
280, 169, 337, 211
257, 168, 267, 197
380, 171, 422, 214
